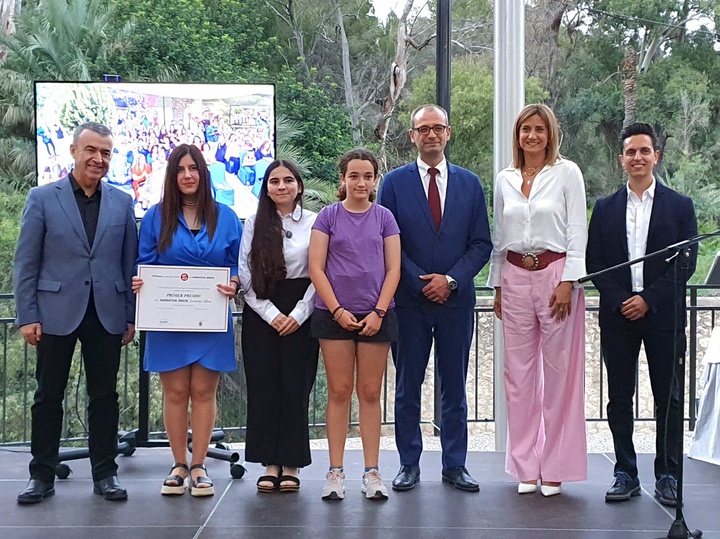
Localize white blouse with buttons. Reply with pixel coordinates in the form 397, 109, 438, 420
238, 205, 317, 324
487, 158, 588, 287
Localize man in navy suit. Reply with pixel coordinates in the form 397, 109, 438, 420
587, 123, 697, 507
14, 123, 138, 504
378, 104, 492, 492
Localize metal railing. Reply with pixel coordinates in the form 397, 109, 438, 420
1, 287, 718, 446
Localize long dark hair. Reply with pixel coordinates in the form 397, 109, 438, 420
158, 144, 218, 253
249, 159, 304, 299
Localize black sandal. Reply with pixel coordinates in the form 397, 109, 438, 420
278, 474, 300, 493
256, 474, 280, 493
189, 464, 214, 497
161, 463, 189, 496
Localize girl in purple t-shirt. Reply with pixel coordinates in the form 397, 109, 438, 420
309, 149, 401, 501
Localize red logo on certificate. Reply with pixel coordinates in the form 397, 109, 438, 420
180, 273, 189, 281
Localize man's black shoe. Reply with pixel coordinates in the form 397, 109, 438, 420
655, 474, 678, 507
441, 466, 479, 492
17, 479, 55, 505
93, 476, 128, 501
391, 465, 420, 491
605, 471, 640, 502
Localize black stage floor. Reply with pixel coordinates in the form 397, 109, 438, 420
0, 446, 718, 539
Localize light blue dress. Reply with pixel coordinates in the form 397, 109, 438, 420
137, 202, 241, 372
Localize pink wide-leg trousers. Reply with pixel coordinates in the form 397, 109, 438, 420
500, 258, 587, 483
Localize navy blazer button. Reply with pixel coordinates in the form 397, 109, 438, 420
85, 280, 90, 285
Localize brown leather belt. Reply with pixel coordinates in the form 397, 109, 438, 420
507, 251, 566, 271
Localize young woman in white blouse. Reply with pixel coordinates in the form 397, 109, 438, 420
238, 160, 319, 493
487, 104, 588, 497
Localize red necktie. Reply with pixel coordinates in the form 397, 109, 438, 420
428, 167, 442, 230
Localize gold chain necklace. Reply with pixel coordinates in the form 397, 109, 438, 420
522, 167, 538, 185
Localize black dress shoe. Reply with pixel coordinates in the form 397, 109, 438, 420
391, 465, 420, 491
605, 471, 640, 502
655, 474, 678, 507
93, 476, 128, 501
17, 479, 55, 505
441, 466, 479, 492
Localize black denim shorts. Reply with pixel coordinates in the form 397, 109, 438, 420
310, 308, 398, 343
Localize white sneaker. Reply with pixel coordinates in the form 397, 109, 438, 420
321, 468, 345, 501
361, 469, 389, 500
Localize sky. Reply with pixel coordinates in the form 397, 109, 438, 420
372, 0, 406, 21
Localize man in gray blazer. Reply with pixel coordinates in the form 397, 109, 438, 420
13, 122, 138, 504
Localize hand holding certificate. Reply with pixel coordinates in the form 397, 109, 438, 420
135, 265, 231, 332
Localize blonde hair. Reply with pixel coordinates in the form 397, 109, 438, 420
511, 104, 560, 169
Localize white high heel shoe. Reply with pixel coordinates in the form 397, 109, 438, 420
518, 481, 537, 494
540, 483, 562, 497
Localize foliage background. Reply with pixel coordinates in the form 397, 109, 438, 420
0, 0, 719, 443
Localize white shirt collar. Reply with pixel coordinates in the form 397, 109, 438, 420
417, 157, 448, 179
626, 178, 656, 202
276, 204, 303, 221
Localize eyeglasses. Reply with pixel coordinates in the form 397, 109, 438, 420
412, 125, 448, 136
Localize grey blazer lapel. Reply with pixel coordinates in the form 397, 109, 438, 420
56, 178, 90, 252
91, 182, 113, 254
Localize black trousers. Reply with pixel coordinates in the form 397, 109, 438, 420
601, 320, 683, 480
30, 300, 122, 483
242, 279, 319, 468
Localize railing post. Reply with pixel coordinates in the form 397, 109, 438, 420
137, 331, 149, 444
688, 286, 698, 431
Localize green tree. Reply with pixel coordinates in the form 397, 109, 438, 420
404, 58, 547, 195
276, 69, 354, 183
57, 84, 118, 129
0, 190, 24, 293
0, 0, 133, 190
109, 0, 279, 83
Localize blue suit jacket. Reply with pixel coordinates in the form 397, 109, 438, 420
378, 162, 492, 309
13, 177, 138, 335
586, 181, 697, 330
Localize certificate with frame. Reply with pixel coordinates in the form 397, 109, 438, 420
135, 265, 229, 332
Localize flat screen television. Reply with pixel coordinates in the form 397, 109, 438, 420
35, 82, 275, 219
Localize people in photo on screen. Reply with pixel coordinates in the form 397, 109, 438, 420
37, 88, 275, 220
37, 126, 56, 157
238, 159, 320, 494
14, 122, 138, 504
132, 143, 242, 498
225, 133, 241, 175
131, 151, 152, 207
488, 103, 588, 497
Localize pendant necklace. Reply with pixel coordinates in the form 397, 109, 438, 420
523, 167, 538, 185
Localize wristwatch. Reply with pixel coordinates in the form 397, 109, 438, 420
445, 275, 458, 290
373, 308, 386, 318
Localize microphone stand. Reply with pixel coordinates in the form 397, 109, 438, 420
580, 231, 720, 539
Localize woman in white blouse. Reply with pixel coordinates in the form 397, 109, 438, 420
488, 104, 588, 497
238, 160, 319, 493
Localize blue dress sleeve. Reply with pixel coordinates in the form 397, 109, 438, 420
225, 210, 242, 277
137, 206, 160, 267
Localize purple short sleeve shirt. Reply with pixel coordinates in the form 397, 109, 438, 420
313, 202, 400, 313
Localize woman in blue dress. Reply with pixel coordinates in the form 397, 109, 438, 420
132, 144, 241, 497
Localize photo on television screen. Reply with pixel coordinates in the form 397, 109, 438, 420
35, 81, 275, 219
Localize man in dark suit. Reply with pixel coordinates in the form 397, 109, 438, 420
378, 104, 492, 492
587, 123, 697, 507
14, 122, 138, 504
